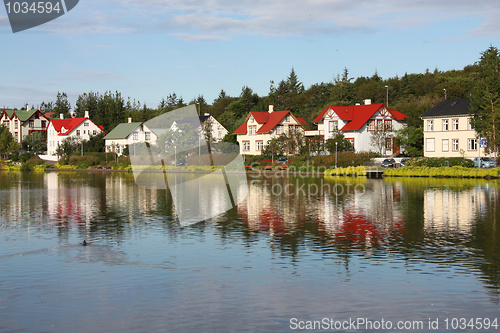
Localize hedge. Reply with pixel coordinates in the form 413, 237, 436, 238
384, 166, 500, 178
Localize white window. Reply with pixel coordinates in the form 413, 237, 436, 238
442, 139, 449, 152
145, 132, 150, 140
452, 119, 459, 130
426, 138, 435, 152
276, 125, 283, 135
76, 130, 80, 136
468, 138, 477, 151
84, 122, 89, 127
442, 119, 449, 131
133, 132, 138, 140
452, 139, 459, 151
243, 141, 250, 151
256, 141, 263, 151
367, 120, 375, 131
329, 121, 338, 132
427, 120, 433, 131
468, 118, 472, 130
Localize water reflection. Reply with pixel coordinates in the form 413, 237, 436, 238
1, 172, 500, 332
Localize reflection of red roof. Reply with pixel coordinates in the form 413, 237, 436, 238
233, 110, 307, 135
312, 103, 408, 131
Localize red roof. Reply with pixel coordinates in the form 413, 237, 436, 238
50, 117, 104, 136
313, 103, 408, 131
233, 110, 307, 135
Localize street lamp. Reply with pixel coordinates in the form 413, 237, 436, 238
335, 141, 338, 169
385, 85, 389, 107
444, 88, 447, 99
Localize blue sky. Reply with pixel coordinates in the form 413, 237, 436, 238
1, 0, 499, 110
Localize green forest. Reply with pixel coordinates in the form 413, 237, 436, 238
35, 45, 500, 157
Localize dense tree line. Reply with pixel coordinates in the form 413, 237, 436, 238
35, 46, 498, 157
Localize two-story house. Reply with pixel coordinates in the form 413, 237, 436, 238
312, 100, 408, 155
0, 107, 49, 144
170, 113, 228, 142
47, 111, 104, 157
104, 118, 158, 156
233, 105, 307, 155
421, 98, 491, 158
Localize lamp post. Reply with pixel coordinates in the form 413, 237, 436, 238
385, 85, 389, 107
444, 88, 447, 99
335, 141, 338, 169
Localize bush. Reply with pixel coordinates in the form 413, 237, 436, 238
384, 166, 500, 178
68, 155, 100, 169
20, 156, 50, 171
406, 157, 474, 168
325, 166, 367, 177
312, 152, 375, 168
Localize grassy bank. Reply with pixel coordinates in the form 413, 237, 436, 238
384, 166, 500, 178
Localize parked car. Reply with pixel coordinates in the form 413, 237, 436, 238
277, 157, 288, 164
381, 158, 396, 168
473, 157, 496, 168
400, 158, 409, 167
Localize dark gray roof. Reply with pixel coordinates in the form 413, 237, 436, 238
176, 115, 210, 128
421, 98, 472, 118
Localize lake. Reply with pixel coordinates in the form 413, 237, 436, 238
1, 171, 499, 332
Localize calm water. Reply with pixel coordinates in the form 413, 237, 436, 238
1, 172, 500, 332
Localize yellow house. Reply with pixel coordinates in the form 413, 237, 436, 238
233, 105, 307, 155
421, 98, 491, 158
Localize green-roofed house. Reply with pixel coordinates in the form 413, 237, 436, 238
0, 106, 49, 144
104, 118, 157, 156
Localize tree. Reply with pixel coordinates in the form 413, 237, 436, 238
54, 92, 71, 118
55, 137, 81, 158
280, 127, 306, 156
325, 131, 352, 153
84, 132, 106, 153
0, 125, 18, 158
370, 125, 394, 156
201, 116, 214, 152
470, 46, 500, 159
22, 131, 47, 153
261, 137, 284, 161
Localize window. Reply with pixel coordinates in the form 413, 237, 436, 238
442, 119, 449, 131
29, 120, 34, 128
468, 138, 477, 151
452, 119, 459, 130
427, 120, 433, 131
133, 132, 138, 140
426, 138, 435, 152
452, 139, 459, 151
249, 125, 257, 135
145, 132, 150, 140
276, 125, 283, 135
76, 130, 80, 136
84, 122, 89, 127
329, 121, 338, 132
15, 132, 18, 141
15, 121, 18, 129
384, 120, 392, 131
285, 114, 290, 122
243, 141, 250, 151
385, 138, 392, 151
3, 120, 8, 127
376, 119, 383, 131
468, 118, 472, 130
256, 141, 263, 151
41, 120, 46, 128
442, 139, 449, 152
93, 130, 97, 135
346, 138, 354, 151
367, 120, 375, 131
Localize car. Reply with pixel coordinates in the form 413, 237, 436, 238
400, 158, 409, 167
276, 157, 288, 164
473, 157, 496, 168
175, 159, 186, 166
381, 158, 396, 168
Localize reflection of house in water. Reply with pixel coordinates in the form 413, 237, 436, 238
45, 173, 100, 227
239, 178, 404, 245
423, 184, 496, 233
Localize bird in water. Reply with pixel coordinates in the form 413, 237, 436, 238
82, 240, 87, 246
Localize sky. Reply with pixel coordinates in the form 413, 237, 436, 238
1, 0, 500, 110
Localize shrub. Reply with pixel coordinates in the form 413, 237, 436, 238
324, 166, 367, 177
384, 166, 500, 178
68, 155, 100, 169
406, 157, 474, 168
313, 152, 374, 168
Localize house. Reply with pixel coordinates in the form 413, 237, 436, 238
46, 111, 104, 157
420, 98, 491, 159
170, 113, 228, 142
233, 105, 307, 155
104, 118, 157, 156
0, 106, 49, 144
312, 99, 408, 155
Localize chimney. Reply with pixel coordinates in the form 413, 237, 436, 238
268, 105, 274, 113
128, 117, 132, 123
60, 113, 64, 119
84, 110, 89, 118
364, 99, 372, 105
26, 104, 31, 111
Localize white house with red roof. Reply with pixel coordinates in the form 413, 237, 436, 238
312, 99, 408, 155
46, 111, 105, 157
233, 105, 307, 155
